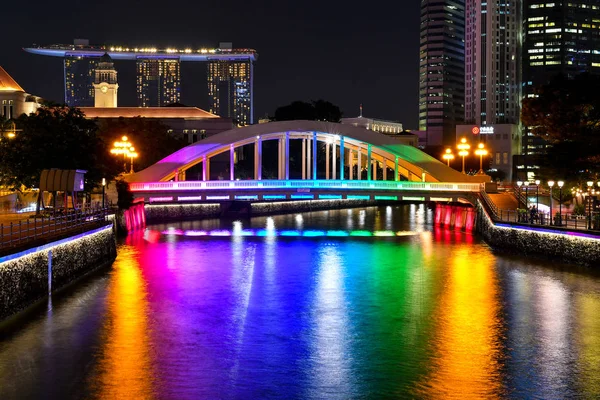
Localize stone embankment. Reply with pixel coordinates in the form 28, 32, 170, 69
0, 224, 116, 321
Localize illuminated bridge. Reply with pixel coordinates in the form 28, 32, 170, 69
126, 121, 488, 207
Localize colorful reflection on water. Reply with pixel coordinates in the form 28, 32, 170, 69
0, 205, 600, 399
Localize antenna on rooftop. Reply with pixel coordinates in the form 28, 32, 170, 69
359, 104, 363, 118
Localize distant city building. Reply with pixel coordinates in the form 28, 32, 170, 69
465, 0, 523, 126
519, 0, 600, 180
0, 66, 42, 124
92, 54, 118, 108
80, 106, 234, 144
419, 0, 465, 147
341, 108, 416, 147
136, 59, 181, 107
65, 56, 97, 107
25, 41, 257, 125
207, 43, 253, 126
456, 124, 520, 181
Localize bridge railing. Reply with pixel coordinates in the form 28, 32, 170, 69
129, 180, 484, 193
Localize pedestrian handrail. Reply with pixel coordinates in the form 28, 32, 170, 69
496, 209, 600, 231
0, 208, 109, 253
479, 191, 499, 219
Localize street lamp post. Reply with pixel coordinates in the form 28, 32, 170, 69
587, 181, 594, 229
524, 181, 529, 209
535, 179, 540, 211
129, 147, 138, 174
558, 180, 564, 226
548, 180, 555, 225
517, 180, 523, 210
442, 148, 455, 167
101, 178, 106, 209
474, 143, 488, 174
457, 138, 470, 174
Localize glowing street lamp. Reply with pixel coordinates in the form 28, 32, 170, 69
474, 143, 488, 174
457, 138, 470, 174
128, 147, 138, 174
587, 181, 594, 229
558, 180, 564, 226
517, 180, 523, 210
442, 148, 455, 167
535, 179, 540, 212
548, 180, 555, 225
524, 180, 530, 209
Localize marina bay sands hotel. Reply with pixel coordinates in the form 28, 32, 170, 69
24, 40, 257, 125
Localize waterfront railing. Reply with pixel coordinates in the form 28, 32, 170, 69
0, 208, 109, 253
496, 209, 600, 231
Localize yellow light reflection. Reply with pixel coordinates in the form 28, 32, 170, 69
417, 246, 503, 398
94, 247, 155, 398
576, 293, 600, 397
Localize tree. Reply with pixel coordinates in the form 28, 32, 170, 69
0, 106, 119, 191
522, 73, 600, 178
274, 100, 342, 122
96, 117, 187, 171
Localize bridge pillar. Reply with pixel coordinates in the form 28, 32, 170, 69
277, 138, 283, 180
202, 156, 209, 181
301, 138, 306, 180
367, 144, 372, 181
395, 156, 399, 181
230, 144, 235, 180
285, 131, 290, 180
332, 140, 337, 180
340, 136, 345, 180
307, 137, 311, 179
383, 159, 387, 180
349, 148, 353, 180
325, 142, 330, 180
255, 136, 262, 180
357, 145, 362, 180
312, 131, 317, 180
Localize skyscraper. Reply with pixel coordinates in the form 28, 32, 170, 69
465, 0, 523, 125
207, 59, 253, 126
64, 56, 97, 107
419, 0, 465, 146
136, 59, 181, 107
524, 1, 600, 94
520, 0, 600, 179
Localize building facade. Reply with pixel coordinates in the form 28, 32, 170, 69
0, 66, 42, 125
79, 107, 234, 144
465, 0, 523, 126
456, 124, 521, 181
520, 0, 600, 180
341, 115, 417, 147
65, 56, 97, 107
136, 59, 181, 107
208, 59, 253, 126
92, 54, 118, 108
419, 0, 465, 147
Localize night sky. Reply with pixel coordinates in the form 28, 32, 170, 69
2, 1, 421, 127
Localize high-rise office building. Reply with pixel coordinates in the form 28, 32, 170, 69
419, 0, 465, 146
524, 0, 600, 94
136, 59, 181, 107
519, 1, 600, 180
465, 0, 523, 125
64, 56, 98, 107
208, 59, 253, 126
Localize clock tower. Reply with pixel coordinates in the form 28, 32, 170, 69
92, 53, 118, 107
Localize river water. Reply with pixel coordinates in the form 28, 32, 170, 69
1, 205, 599, 399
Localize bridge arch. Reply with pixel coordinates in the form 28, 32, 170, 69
127, 120, 484, 184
